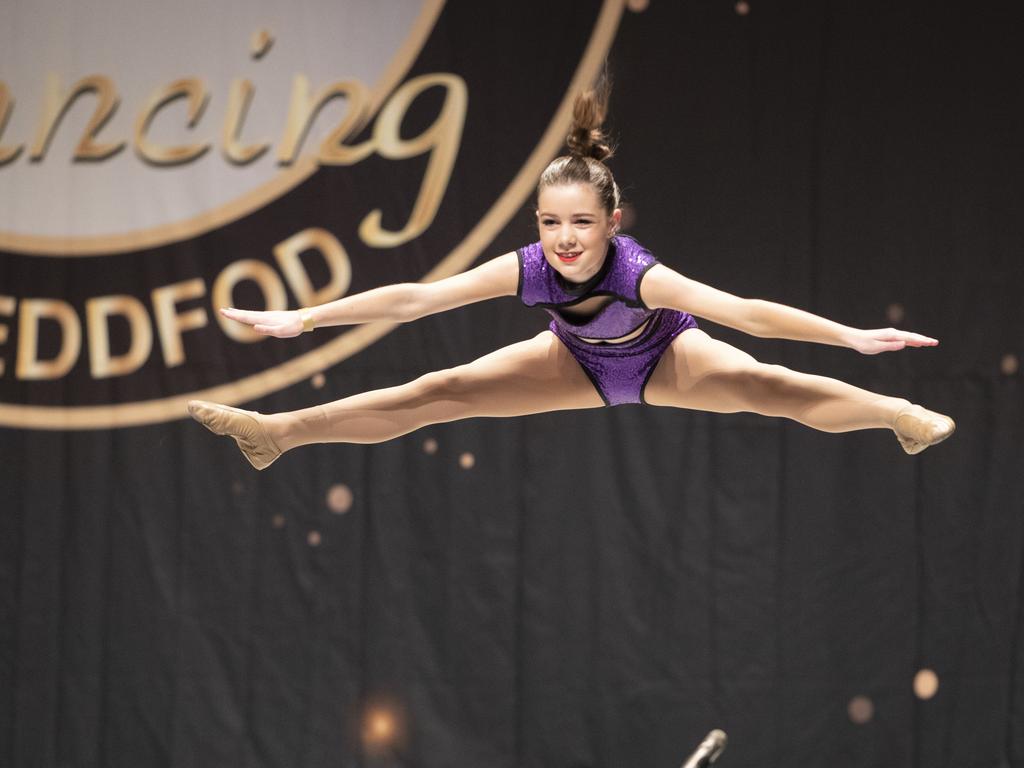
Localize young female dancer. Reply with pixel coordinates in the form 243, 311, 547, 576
188, 86, 955, 470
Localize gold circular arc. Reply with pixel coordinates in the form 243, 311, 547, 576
0, 0, 631, 430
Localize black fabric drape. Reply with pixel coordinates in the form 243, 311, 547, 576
2, 2, 1022, 766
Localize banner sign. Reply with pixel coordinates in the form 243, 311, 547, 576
0, 0, 634, 429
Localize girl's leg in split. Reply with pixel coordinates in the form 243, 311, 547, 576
644, 329, 954, 452
189, 331, 604, 468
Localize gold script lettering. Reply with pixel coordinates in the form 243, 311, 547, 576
29, 74, 125, 162
222, 78, 269, 165
359, 73, 467, 248
0, 295, 15, 376
15, 298, 83, 380
135, 78, 211, 166
273, 228, 352, 308
86, 295, 154, 379
277, 75, 372, 165
151, 278, 208, 367
0, 83, 23, 166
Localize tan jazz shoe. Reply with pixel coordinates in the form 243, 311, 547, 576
893, 404, 956, 455
187, 400, 282, 470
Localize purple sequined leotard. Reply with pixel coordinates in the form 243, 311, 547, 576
517, 235, 698, 406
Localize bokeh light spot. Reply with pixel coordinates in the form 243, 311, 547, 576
327, 483, 353, 514
914, 668, 939, 700
362, 704, 404, 753
271, 513, 286, 529
369, 711, 394, 740
307, 530, 322, 546
459, 452, 475, 469
423, 437, 439, 455
848, 695, 874, 724
311, 372, 326, 389
886, 302, 905, 325
735, 0, 750, 16
1000, 353, 1019, 376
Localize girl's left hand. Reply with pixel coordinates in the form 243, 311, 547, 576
849, 328, 939, 355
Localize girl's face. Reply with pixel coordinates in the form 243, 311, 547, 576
536, 183, 621, 283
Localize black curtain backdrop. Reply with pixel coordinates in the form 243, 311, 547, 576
2, 2, 1023, 768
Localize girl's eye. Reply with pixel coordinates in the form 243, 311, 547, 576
542, 219, 557, 226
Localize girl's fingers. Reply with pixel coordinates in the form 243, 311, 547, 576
221, 307, 300, 336
221, 307, 282, 326
221, 307, 259, 323
881, 331, 937, 346
863, 329, 938, 353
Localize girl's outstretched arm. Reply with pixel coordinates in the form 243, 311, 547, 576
640, 264, 938, 355
220, 252, 520, 338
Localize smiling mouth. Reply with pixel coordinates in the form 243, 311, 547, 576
556, 251, 581, 263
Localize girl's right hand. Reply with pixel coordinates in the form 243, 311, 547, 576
847, 327, 938, 355
219, 307, 305, 338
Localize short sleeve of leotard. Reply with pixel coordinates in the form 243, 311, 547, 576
607, 235, 660, 310
516, 241, 548, 306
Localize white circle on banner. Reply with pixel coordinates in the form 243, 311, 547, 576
0, 0, 425, 244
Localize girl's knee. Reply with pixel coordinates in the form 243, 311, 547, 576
748, 362, 800, 392
713, 360, 781, 385
714, 363, 795, 405
757, 362, 793, 380
415, 367, 470, 399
